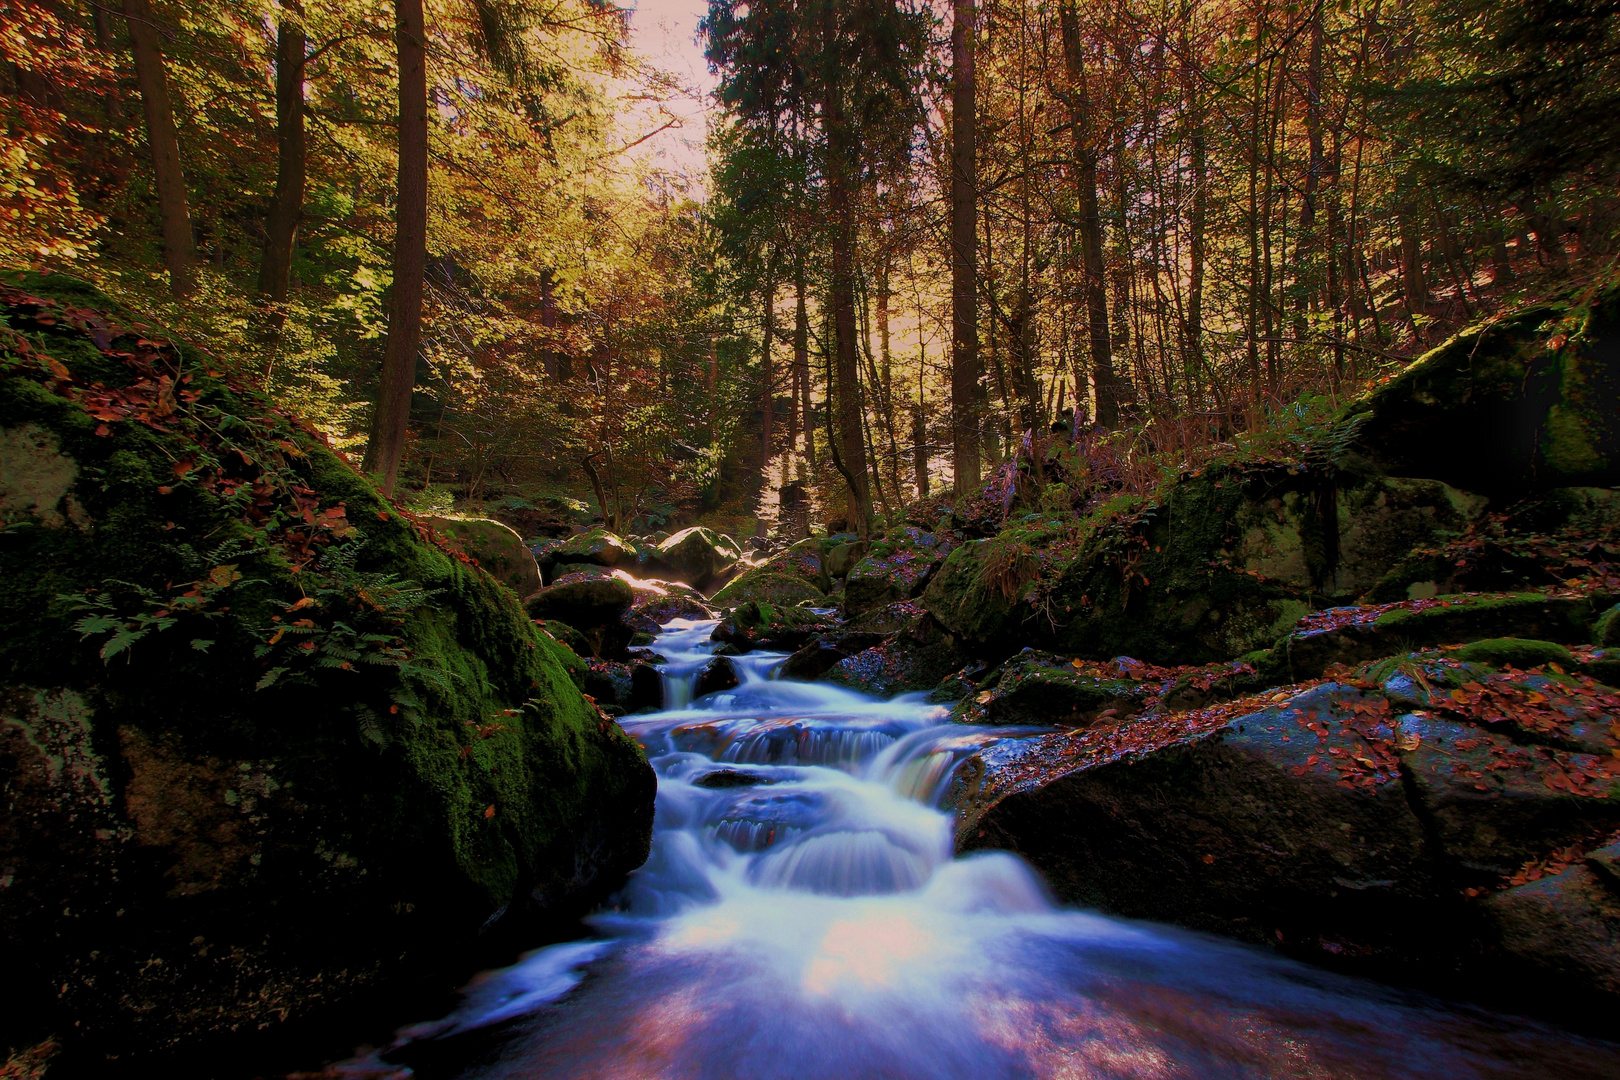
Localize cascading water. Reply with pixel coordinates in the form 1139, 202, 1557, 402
361, 619, 1620, 1079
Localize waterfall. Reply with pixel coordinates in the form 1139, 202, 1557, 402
357, 619, 1620, 1080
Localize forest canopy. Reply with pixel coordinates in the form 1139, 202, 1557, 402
3, 0, 1616, 538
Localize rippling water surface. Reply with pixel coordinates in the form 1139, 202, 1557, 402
354, 619, 1620, 1079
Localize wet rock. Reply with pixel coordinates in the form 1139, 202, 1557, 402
524, 576, 636, 658
952, 649, 1154, 727
954, 664, 1620, 1019
0, 274, 655, 1067
711, 600, 839, 653
824, 541, 861, 579
1481, 862, 1620, 1027
694, 656, 740, 698
779, 632, 885, 681
651, 527, 743, 589
842, 527, 954, 618
711, 567, 824, 609
419, 515, 541, 597
846, 599, 926, 635
823, 614, 969, 697
693, 769, 775, 789
582, 660, 664, 714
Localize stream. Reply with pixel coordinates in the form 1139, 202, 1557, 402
353, 618, 1620, 1079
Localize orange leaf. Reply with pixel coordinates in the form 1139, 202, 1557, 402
483, 804, 496, 818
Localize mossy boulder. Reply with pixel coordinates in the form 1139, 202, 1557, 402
524, 574, 636, 658
952, 649, 1153, 727
0, 274, 655, 1068
652, 526, 742, 588
1275, 593, 1599, 680
710, 566, 824, 609
753, 537, 831, 593
1455, 637, 1574, 669
1341, 282, 1620, 497
534, 526, 635, 583
420, 514, 541, 597
711, 600, 840, 653
842, 527, 955, 618
1595, 604, 1620, 648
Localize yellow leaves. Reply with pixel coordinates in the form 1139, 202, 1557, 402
975, 690, 995, 705
207, 564, 242, 588
1397, 730, 1422, 752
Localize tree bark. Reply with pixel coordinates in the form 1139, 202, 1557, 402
1059, 4, 1116, 428
950, 0, 982, 494
821, 5, 870, 534
760, 274, 776, 469
123, 0, 195, 297
257, 0, 306, 303
795, 259, 814, 465
363, 0, 429, 495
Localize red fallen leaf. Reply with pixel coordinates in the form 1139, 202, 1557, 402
156, 485, 172, 495
172, 459, 192, 478
299, 641, 316, 651
1201, 854, 1215, 865
484, 804, 496, 818
94, 424, 109, 436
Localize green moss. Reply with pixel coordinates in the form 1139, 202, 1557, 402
1455, 638, 1574, 669
0, 273, 653, 1054
1592, 604, 1620, 648
711, 567, 824, 609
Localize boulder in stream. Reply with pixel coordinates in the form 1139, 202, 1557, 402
0, 275, 656, 1068
952, 654, 1620, 1028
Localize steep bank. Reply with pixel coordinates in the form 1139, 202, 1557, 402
0, 274, 655, 1071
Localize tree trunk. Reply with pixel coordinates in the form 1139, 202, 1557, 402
123, 0, 195, 297
1184, 17, 1206, 396
760, 274, 776, 469
950, 0, 981, 494
1059, 4, 1116, 428
363, 0, 429, 495
257, 0, 306, 303
795, 260, 814, 465
912, 398, 929, 501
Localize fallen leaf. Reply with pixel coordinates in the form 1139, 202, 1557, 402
484, 804, 496, 818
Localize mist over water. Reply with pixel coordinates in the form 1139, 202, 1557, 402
374, 619, 1620, 1079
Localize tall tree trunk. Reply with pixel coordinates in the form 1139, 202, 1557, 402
912, 398, 929, 501
1109, 124, 1131, 404
1298, 8, 1324, 342
258, 0, 306, 303
950, 0, 982, 494
1184, 14, 1206, 395
795, 260, 815, 466
123, 0, 195, 297
1059, 3, 1116, 428
363, 0, 429, 495
760, 275, 776, 469
820, 5, 871, 534
93, 3, 123, 121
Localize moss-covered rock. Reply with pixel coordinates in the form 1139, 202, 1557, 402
1455, 637, 1575, 669
754, 537, 830, 593
1276, 593, 1598, 679
420, 515, 541, 597
534, 526, 635, 582
951, 650, 1153, 727
524, 575, 636, 658
0, 274, 655, 1067
710, 566, 824, 609
1341, 282, 1620, 497
842, 527, 955, 618
711, 599, 838, 653
651, 526, 742, 588
1595, 604, 1620, 648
